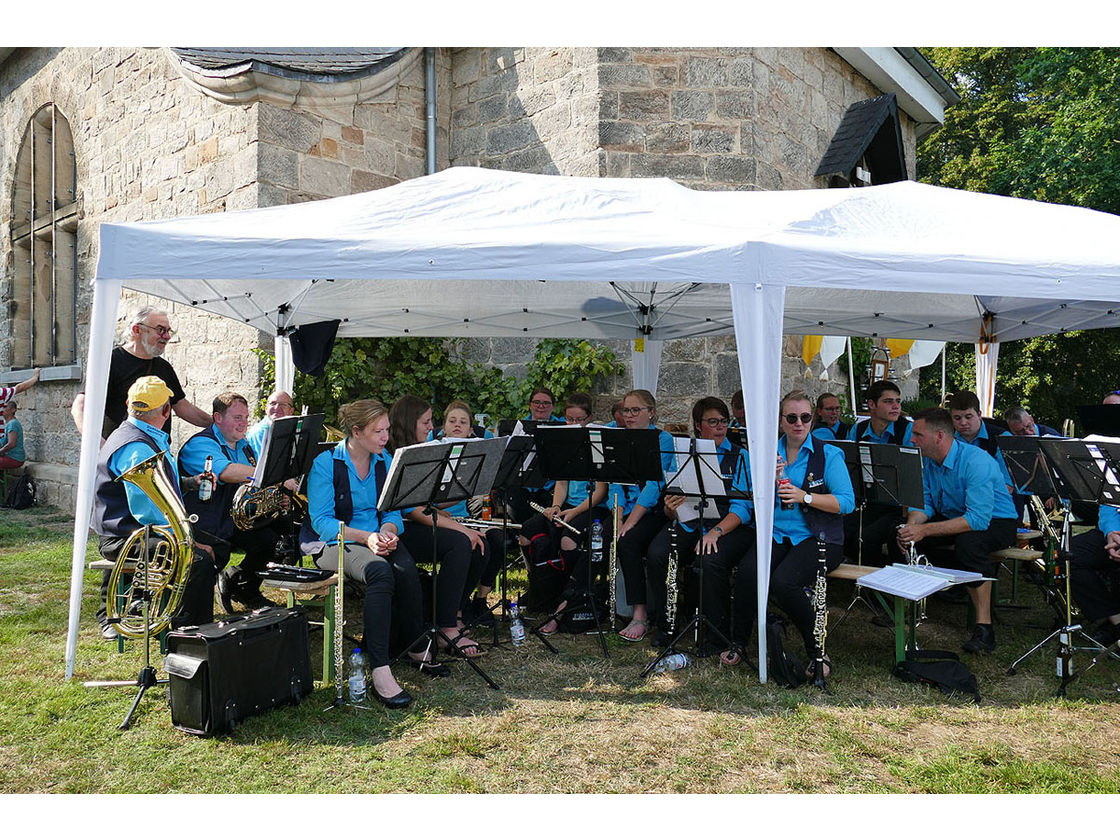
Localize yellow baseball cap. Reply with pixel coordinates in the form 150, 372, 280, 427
128, 376, 173, 412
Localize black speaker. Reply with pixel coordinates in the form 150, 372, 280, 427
165, 607, 313, 736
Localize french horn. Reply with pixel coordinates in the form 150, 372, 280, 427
106, 451, 195, 638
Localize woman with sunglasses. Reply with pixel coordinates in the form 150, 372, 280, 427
646, 396, 755, 649
720, 390, 854, 674
610, 389, 677, 642
386, 395, 486, 658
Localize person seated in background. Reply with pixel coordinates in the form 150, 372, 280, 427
810, 392, 850, 441
1069, 504, 1120, 648
1004, 406, 1061, 438
245, 390, 296, 455
178, 391, 285, 613
898, 407, 1018, 655
92, 376, 216, 639
1104, 391, 1120, 406
435, 399, 493, 440
729, 389, 745, 430
0, 368, 38, 441
0, 401, 25, 471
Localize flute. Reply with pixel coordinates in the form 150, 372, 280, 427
334, 521, 345, 705
529, 501, 583, 536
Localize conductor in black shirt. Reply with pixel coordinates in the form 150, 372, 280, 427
71, 305, 212, 443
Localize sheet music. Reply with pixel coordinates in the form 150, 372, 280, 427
857, 566, 951, 600
664, 437, 722, 523
890, 562, 984, 584
250, 423, 270, 488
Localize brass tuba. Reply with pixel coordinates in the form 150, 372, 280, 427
232, 483, 307, 530
106, 451, 195, 638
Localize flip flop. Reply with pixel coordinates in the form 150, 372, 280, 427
440, 632, 485, 658
618, 619, 648, 642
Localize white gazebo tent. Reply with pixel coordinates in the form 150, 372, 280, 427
68, 167, 1120, 681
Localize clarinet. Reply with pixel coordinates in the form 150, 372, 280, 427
665, 521, 680, 636
811, 532, 829, 690
609, 491, 619, 629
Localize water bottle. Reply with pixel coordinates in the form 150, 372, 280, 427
590, 519, 604, 565
776, 455, 794, 510
509, 601, 526, 647
347, 647, 367, 704
198, 455, 215, 503
652, 652, 691, 673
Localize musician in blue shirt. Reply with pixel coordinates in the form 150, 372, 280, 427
810, 393, 851, 442
305, 399, 441, 708
611, 389, 677, 643
898, 407, 1019, 654
723, 390, 854, 674
1069, 504, 1120, 647
244, 390, 295, 456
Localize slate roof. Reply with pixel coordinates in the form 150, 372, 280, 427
170, 48, 411, 82
814, 93, 907, 183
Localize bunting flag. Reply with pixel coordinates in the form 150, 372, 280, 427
801, 335, 847, 380
898, 340, 945, 374
885, 338, 914, 359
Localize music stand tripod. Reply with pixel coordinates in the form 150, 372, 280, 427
380, 436, 506, 690
529, 425, 664, 659
642, 436, 746, 678
1006, 437, 1120, 695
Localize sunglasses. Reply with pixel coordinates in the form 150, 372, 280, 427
783, 413, 813, 425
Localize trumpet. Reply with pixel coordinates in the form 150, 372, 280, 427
528, 501, 583, 536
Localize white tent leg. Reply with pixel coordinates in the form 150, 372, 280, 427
274, 333, 295, 394
731, 276, 785, 684
846, 336, 857, 415
975, 341, 1000, 417
630, 338, 663, 395
65, 277, 122, 679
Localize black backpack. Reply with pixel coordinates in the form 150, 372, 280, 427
766, 614, 807, 688
2, 470, 35, 510
892, 649, 981, 703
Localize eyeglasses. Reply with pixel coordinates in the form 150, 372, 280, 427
702, 417, 730, 427
783, 413, 813, 425
565, 413, 589, 423
138, 323, 175, 337
530, 399, 554, 408
620, 406, 649, 416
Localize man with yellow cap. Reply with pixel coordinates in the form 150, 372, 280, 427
92, 376, 217, 640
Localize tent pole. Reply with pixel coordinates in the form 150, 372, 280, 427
846, 336, 857, 414
65, 276, 122, 679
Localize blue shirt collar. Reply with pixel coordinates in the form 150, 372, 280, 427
128, 417, 170, 450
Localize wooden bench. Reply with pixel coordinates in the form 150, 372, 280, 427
828, 563, 877, 582
88, 558, 161, 653
990, 545, 1045, 606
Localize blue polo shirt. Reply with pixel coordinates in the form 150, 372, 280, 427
178, 424, 257, 484
1099, 505, 1120, 535
245, 417, 271, 458
107, 418, 180, 526
607, 426, 675, 516
847, 418, 914, 446
770, 434, 855, 544
811, 422, 842, 442
307, 441, 403, 544
956, 424, 1015, 490
914, 439, 1018, 531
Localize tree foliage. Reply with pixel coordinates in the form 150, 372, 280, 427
254, 337, 621, 427
917, 48, 1120, 421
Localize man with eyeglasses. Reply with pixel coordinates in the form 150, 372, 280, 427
71, 305, 212, 443
245, 390, 297, 456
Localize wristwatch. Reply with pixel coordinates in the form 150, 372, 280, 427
712, 525, 724, 536
802, 493, 813, 506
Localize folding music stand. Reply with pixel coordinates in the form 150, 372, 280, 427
252, 414, 324, 563
530, 425, 663, 658
379, 436, 508, 690
1005, 437, 1120, 695
641, 436, 749, 677
824, 440, 924, 623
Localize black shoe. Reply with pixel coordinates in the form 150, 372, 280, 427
238, 591, 275, 611
467, 597, 496, 628
962, 623, 995, 654
406, 657, 450, 678
372, 687, 413, 709
1088, 621, 1120, 647
100, 623, 119, 641
216, 571, 235, 614
651, 629, 672, 648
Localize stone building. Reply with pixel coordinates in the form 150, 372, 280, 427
0, 47, 955, 503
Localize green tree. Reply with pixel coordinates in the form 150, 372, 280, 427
918, 48, 1120, 421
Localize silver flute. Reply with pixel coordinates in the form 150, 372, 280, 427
529, 501, 583, 536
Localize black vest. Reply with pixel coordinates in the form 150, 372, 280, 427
854, 417, 911, 445
93, 421, 174, 539
714, 442, 742, 520
299, 454, 387, 550
971, 420, 1005, 457
178, 426, 255, 541
798, 441, 844, 546
811, 420, 851, 440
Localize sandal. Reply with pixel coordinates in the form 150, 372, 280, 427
805, 655, 832, 680
440, 632, 485, 659
618, 619, 648, 643
719, 643, 745, 667
538, 618, 560, 636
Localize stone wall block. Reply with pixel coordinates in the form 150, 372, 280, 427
715, 90, 755, 120
502, 144, 556, 174
646, 122, 690, 153
691, 125, 735, 154
599, 120, 646, 150
684, 56, 728, 88
598, 48, 633, 63
598, 63, 652, 89
486, 121, 536, 155
258, 103, 320, 152
659, 362, 711, 398
258, 143, 299, 188
450, 124, 485, 160
651, 66, 680, 88
478, 94, 510, 123
351, 170, 398, 193
617, 90, 669, 121
671, 90, 713, 121
629, 153, 704, 179
300, 156, 350, 197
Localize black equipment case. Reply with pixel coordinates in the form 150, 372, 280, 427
165, 607, 313, 735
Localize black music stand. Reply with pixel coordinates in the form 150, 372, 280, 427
379, 437, 507, 690
641, 436, 748, 678
253, 414, 324, 563
1005, 437, 1120, 695
530, 425, 663, 658
825, 440, 925, 622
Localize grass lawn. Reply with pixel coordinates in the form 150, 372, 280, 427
2, 505, 1120, 795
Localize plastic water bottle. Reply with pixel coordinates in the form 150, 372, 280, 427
652, 652, 691, 673
590, 519, 604, 565
509, 601, 526, 647
347, 648, 367, 704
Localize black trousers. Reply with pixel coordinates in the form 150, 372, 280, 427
217, 524, 284, 597
843, 504, 903, 566
97, 533, 216, 629
732, 536, 843, 660
695, 525, 758, 644
556, 505, 611, 604
1070, 529, 1120, 622
314, 542, 426, 668
915, 517, 1019, 579
399, 524, 473, 628
616, 509, 667, 607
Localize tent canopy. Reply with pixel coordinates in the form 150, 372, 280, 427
68, 167, 1120, 682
